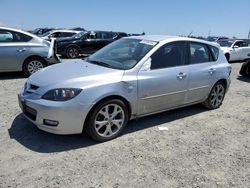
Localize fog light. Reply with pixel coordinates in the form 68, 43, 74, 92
43, 119, 59, 127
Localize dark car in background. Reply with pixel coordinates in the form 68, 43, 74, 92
56, 31, 128, 58
206, 36, 229, 42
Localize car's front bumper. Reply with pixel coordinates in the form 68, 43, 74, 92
18, 93, 93, 135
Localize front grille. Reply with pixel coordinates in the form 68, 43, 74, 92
23, 105, 37, 121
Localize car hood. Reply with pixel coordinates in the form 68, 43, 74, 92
28, 59, 125, 93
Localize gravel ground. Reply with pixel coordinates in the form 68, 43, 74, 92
0, 62, 249, 188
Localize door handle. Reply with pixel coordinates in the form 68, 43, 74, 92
17, 48, 26, 52
177, 72, 187, 80
208, 68, 216, 75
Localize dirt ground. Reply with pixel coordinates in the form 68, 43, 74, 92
0, 62, 249, 188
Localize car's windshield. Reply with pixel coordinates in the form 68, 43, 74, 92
32, 28, 40, 34
40, 31, 51, 37
86, 38, 157, 70
73, 31, 87, 39
207, 36, 218, 42
217, 40, 234, 47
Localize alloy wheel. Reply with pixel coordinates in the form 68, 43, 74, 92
27, 60, 44, 74
68, 48, 79, 58
94, 104, 125, 138
209, 84, 225, 108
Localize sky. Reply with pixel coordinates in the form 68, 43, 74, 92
0, 0, 250, 38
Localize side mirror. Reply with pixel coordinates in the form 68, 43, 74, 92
233, 45, 239, 48
140, 58, 151, 71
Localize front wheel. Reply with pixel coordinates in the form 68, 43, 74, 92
85, 99, 129, 142
66, 46, 80, 58
202, 81, 226, 109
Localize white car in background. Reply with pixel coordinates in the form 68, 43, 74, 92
40, 29, 80, 41
218, 39, 250, 62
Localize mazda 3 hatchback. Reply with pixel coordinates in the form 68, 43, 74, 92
18, 35, 231, 141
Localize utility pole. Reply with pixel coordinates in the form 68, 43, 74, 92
248, 28, 250, 39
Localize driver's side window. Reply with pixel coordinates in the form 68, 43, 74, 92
150, 42, 186, 70
234, 41, 243, 48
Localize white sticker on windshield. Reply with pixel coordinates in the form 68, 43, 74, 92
140, 40, 157, 46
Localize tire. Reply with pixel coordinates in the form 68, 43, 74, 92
23, 57, 46, 77
239, 61, 250, 77
85, 99, 129, 142
202, 81, 226, 110
225, 53, 230, 62
66, 46, 80, 59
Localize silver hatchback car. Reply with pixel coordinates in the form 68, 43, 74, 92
0, 27, 59, 76
18, 35, 231, 141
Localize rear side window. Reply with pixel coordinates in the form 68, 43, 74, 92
189, 42, 212, 64
0, 30, 32, 42
96, 32, 112, 39
62, 32, 75, 37
0, 30, 14, 42
209, 45, 219, 61
150, 41, 186, 69
13, 32, 32, 42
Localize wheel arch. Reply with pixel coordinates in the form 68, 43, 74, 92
22, 55, 48, 71
83, 95, 132, 132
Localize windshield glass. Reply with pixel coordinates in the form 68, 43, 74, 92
73, 31, 87, 39
86, 38, 157, 70
40, 31, 51, 37
217, 40, 234, 47
32, 28, 40, 34
207, 37, 218, 42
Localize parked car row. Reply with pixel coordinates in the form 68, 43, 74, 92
30, 27, 145, 58
56, 30, 128, 58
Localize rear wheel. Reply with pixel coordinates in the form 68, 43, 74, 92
66, 46, 80, 58
85, 99, 129, 142
23, 57, 46, 76
203, 81, 226, 109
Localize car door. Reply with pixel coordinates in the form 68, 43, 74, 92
137, 41, 189, 115
230, 41, 244, 61
95, 32, 113, 50
185, 42, 216, 104
0, 29, 31, 71
79, 32, 98, 54
238, 41, 250, 60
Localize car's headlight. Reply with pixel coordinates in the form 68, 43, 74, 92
42, 88, 82, 101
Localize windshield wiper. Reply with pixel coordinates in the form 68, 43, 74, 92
86, 59, 115, 69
